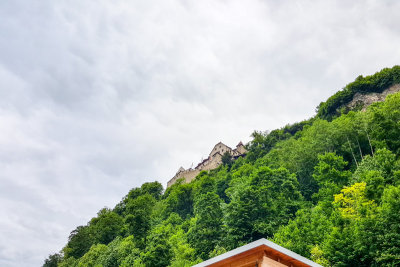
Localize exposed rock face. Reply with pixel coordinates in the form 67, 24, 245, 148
345, 84, 400, 111
167, 141, 247, 188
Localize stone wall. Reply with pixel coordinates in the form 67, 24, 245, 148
200, 153, 222, 171
167, 168, 200, 188
234, 142, 246, 155
167, 141, 247, 188
209, 142, 232, 157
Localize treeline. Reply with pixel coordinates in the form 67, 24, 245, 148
317, 65, 400, 120
44, 71, 400, 266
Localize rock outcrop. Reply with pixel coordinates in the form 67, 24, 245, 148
345, 84, 400, 112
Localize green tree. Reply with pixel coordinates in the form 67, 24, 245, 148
168, 228, 199, 266
116, 236, 141, 266
97, 237, 121, 267
43, 253, 62, 267
221, 151, 233, 168
89, 208, 123, 245
193, 172, 215, 197
52, 77, 400, 267
312, 152, 351, 211
274, 206, 332, 258
141, 224, 173, 267
63, 225, 94, 259
353, 148, 400, 184
188, 192, 223, 259
352, 148, 400, 201
58, 256, 78, 267
77, 244, 107, 267
114, 182, 163, 215
376, 186, 400, 266
124, 194, 156, 243
224, 167, 303, 248
322, 183, 378, 266
164, 182, 194, 219
368, 93, 400, 153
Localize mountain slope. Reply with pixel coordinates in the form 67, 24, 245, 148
44, 66, 400, 267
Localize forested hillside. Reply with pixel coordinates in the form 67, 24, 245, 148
316, 66, 400, 120
45, 66, 400, 267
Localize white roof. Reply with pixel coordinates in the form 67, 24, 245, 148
192, 238, 323, 267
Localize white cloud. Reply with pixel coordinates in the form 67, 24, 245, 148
0, 0, 400, 265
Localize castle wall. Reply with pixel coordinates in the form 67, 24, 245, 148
235, 144, 247, 155
167, 141, 247, 188
201, 153, 222, 171
209, 142, 232, 157
167, 169, 200, 188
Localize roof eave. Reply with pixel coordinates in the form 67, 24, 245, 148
192, 238, 323, 267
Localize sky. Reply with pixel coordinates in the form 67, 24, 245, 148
0, 0, 400, 266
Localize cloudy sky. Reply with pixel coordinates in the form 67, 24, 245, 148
1, 0, 400, 266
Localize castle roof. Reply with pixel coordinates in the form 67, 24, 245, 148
211, 151, 222, 157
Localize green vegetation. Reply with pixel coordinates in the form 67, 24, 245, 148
45, 67, 400, 266
317, 65, 400, 120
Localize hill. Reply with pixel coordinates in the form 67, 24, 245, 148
44, 66, 400, 267
316, 66, 400, 120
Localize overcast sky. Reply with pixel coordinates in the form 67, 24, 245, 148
1, 0, 400, 266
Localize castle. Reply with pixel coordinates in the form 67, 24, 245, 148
167, 141, 247, 187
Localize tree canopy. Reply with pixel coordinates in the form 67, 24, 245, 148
45, 68, 400, 267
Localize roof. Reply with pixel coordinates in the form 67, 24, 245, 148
209, 142, 232, 156
192, 238, 323, 267
211, 151, 222, 157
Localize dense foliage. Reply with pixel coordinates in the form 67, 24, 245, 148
45, 70, 400, 266
317, 65, 400, 120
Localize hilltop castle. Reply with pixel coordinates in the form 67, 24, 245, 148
167, 141, 247, 187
